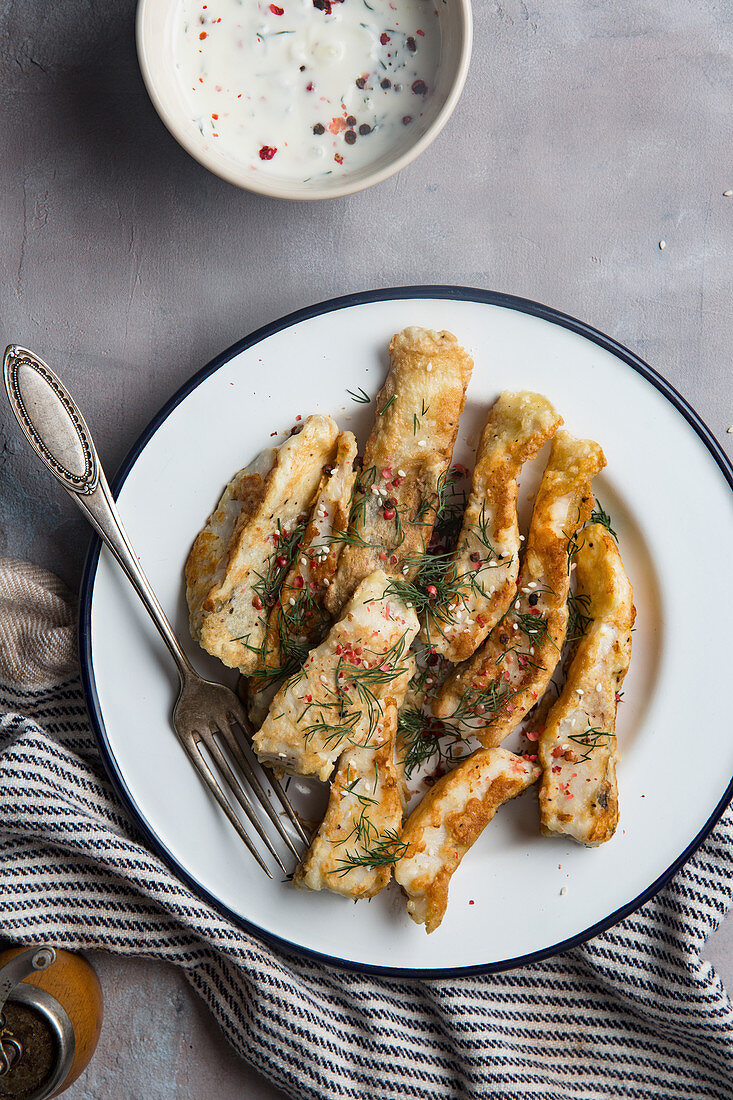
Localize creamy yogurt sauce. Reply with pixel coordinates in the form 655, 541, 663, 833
172, 0, 441, 180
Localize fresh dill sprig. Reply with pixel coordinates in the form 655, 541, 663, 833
332, 828, 408, 875
589, 501, 618, 541
468, 501, 504, 561
397, 707, 464, 778
567, 591, 593, 641
567, 724, 615, 762
447, 677, 522, 727
513, 608, 552, 643
381, 550, 491, 646
251, 518, 308, 609
342, 776, 379, 807
412, 398, 430, 435
346, 386, 371, 404
565, 528, 585, 573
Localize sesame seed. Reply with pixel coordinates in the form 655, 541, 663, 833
320, 675, 328, 684
397, 469, 406, 477
371, 486, 380, 495
530, 647, 535, 655
728, 426, 733, 434
596, 682, 603, 692
489, 586, 495, 595
402, 566, 409, 574
659, 240, 666, 250
576, 688, 584, 696
528, 582, 537, 589
426, 361, 433, 372
724, 190, 733, 197
488, 561, 498, 568
300, 557, 307, 565
512, 623, 519, 631
323, 578, 330, 586
560, 887, 567, 896
519, 535, 525, 542
288, 597, 296, 606
417, 440, 426, 448
514, 600, 520, 610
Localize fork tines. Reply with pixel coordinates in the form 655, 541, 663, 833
182, 710, 309, 878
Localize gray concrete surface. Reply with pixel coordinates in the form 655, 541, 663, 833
1, 0, 731, 1096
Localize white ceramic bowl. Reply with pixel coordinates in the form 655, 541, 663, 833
136, 0, 473, 200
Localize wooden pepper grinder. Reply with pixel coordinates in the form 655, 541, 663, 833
0, 946, 102, 1099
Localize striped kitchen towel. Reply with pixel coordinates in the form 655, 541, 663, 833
0, 556, 732, 1099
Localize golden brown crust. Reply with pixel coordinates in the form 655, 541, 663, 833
253, 570, 418, 781
293, 701, 404, 899
433, 431, 606, 744
185, 449, 276, 640
185, 416, 339, 674
263, 431, 358, 671
325, 328, 473, 615
538, 524, 635, 845
394, 748, 539, 933
422, 391, 562, 661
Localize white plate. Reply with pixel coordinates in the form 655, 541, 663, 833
80, 288, 733, 975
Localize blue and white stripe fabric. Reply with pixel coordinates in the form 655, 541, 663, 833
0, 558, 731, 1099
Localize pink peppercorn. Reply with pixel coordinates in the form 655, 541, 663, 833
259, 145, 277, 160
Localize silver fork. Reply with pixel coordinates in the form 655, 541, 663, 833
3, 345, 309, 877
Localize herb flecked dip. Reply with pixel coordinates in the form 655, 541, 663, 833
173, 0, 441, 180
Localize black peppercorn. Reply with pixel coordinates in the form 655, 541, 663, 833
313, 122, 325, 134
528, 593, 539, 606
345, 130, 356, 144
358, 123, 371, 135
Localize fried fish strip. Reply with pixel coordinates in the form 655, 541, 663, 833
422, 391, 562, 661
395, 748, 539, 933
538, 524, 635, 845
186, 414, 339, 674
261, 430, 358, 675
325, 327, 473, 616
293, 693, 405, 899
253, 570, 418, 781
433, 431, 606, 743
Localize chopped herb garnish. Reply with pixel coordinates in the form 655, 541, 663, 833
397, 706, 465, 778
346, 386, 371, 404
332, 828, 407, 875
567, 591, 593, 641
589, 500, 618, 541
567, 724, 615, 762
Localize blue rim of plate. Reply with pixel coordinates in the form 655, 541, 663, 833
79, 285, 733, 978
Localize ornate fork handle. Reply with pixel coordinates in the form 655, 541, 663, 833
3, 346, 194, 684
